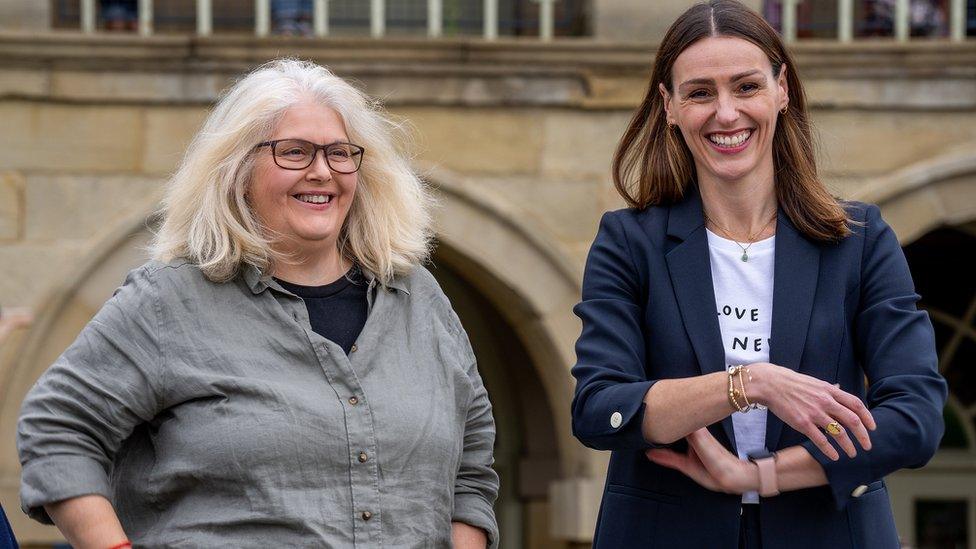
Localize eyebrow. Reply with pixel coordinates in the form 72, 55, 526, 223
279, 138, 349, 145
678, 69, 765, 89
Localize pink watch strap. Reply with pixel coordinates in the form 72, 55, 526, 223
755, 456, 780, 497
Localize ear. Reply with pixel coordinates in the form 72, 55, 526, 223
659, 82, 675, 125
777, 64, 790, 112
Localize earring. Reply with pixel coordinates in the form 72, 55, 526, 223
780, 105, 788, 114
667, 121, 675, 130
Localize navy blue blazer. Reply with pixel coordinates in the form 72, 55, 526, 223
0, 502, 17, 549
571, 189, 947, 549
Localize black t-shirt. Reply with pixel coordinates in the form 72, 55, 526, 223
275, 266, 368, 355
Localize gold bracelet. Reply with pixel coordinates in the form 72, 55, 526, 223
738, 367, 752, 409
727, 365, 750, 413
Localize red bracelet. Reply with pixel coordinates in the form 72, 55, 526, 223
107, 542, 132, 549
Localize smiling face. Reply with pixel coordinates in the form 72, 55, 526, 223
660, 35, 788, 186
248, 101, 358, 257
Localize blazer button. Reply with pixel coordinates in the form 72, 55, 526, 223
610, 411, 623, 429
350, 344, 358, 353
851, 485, 869, 498
358, 451, 369, 463
361, 511, 373, 521
348, 396, 359, 405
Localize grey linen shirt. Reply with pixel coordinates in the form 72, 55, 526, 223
17, 260, 499, 548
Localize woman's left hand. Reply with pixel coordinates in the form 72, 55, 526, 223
646, 428, 758, 495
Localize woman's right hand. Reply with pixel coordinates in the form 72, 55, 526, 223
747, 362, 876, 461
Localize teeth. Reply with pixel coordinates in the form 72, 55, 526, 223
709, 130, 751, 148
297, 194, 332, 204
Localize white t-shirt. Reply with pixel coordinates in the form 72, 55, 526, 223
706, 228, 775, 504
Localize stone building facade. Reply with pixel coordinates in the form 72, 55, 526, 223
1, 1, 975, 547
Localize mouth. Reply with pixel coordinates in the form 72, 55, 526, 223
706, 129, 753, 153
292, 192, 336, 206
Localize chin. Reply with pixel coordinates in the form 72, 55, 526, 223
707, 169, 751, 183
298, 231, 337, 244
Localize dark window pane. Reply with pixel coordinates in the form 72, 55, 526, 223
329, 0, 369, 34
915, 499, 969, 549
931, 319, 954, 361
153, 0, 196, 33
386, 0, 426, 34
212, 0, 256, 32
944, 338, 976, 407
905, 227, 976, 319
910, 0, 949, 37
764, 0, 840, 38
968, 0, 976, 37
857, 0, 895, 37
53, 0, 81, 29
939, 406, 971, 449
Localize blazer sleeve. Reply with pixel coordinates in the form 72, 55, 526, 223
801, 204, 948, 509
17, 265, 164, 524
571, 211, 661, 451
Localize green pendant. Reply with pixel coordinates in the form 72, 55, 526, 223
741, 253, 748, 262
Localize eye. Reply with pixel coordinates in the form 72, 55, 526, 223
738, 82, 760, 93
689, 89, 711, 99
328, 147, 352, 159
276, 140, 313, 158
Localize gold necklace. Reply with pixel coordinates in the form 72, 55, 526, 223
704, 211, 777, 262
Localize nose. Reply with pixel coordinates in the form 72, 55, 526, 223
714, 91, 740, 126
306, 149, 333, 181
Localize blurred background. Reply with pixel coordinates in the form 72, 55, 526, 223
0, 1, 974, 547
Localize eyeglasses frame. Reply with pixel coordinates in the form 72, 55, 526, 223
255, 139, 366, 174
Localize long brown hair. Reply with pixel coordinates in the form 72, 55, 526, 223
612, 0, 851, 241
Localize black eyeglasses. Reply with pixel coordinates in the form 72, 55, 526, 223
255, 139, 365, 174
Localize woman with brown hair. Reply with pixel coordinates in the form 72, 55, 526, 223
570, 1, 946, 547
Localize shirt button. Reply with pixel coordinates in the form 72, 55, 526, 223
851, 485, 869, 498
610, 411, 623, 429
350, 344, 358, 353
361, 511, 373, 521
358, 451, 369, 463
348, 396, 359, 405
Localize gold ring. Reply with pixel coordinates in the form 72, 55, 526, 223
825, 421, 842, 436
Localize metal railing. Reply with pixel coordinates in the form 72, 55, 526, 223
78, 0, 564, 40
779, 0, 968, 43
75, 0, 972, 43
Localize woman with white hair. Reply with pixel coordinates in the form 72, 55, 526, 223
17, 59, 499, 548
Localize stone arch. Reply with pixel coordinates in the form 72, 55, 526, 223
854, 145, 976, 245
424, 166, 585, 475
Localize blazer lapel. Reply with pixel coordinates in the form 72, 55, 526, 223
664, 189, 737, 451
764, 211, 821, 451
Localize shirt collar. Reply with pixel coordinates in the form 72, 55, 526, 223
362, 270, 411, 295
242, 263, 270, 295
241, 263, 410, 296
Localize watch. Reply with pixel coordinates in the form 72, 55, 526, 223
748, 450, 780, 497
